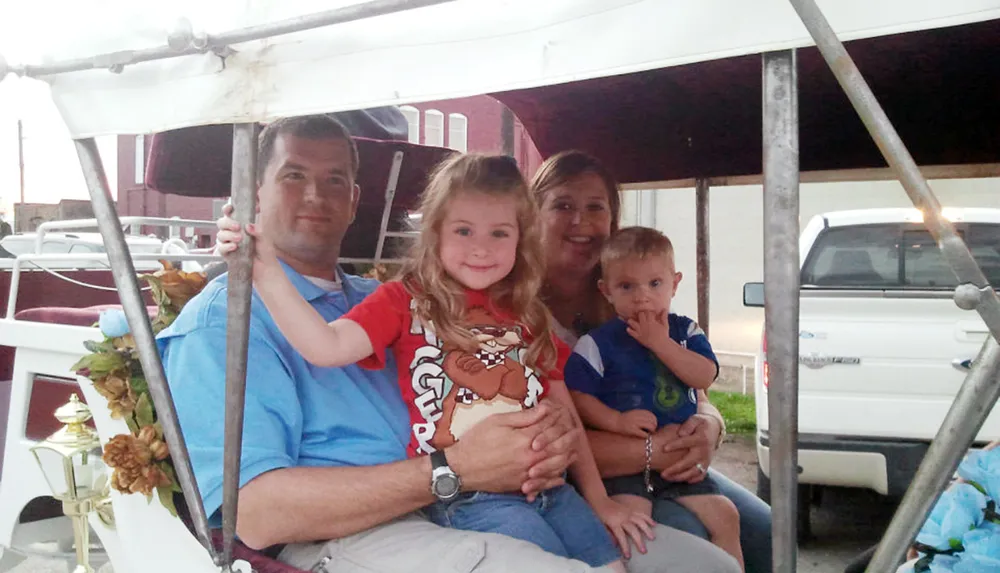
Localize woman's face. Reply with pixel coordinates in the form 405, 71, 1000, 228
539, 171, 614, 276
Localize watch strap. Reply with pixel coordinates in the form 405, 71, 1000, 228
430, 449, 448, 470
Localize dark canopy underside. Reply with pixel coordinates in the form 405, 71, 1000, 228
493, 18, 1000, 184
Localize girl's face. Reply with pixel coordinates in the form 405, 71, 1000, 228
539, 172, 614, 276
438, 191, 520, 291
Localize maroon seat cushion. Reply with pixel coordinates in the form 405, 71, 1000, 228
209, 531, 308, 573
14, 305, 158, 328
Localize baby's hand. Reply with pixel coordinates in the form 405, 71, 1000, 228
592, 497, 656, 559
215, 204, 277, 266
626, 310, 670, 351
615, 409, 658, 438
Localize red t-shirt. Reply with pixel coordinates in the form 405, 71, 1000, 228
343, 281, 569, 456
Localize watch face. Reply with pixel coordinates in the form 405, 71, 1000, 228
434, 474, 460, 499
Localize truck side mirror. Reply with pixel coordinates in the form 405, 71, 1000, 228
743, 282, 764, 307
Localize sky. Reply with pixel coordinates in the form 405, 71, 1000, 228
0, 76, 119, 218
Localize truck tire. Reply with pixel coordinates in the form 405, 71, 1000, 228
756, 466, 813, 540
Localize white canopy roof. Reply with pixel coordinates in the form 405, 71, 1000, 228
3, 0, 999, 138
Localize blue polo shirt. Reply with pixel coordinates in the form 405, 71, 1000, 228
564, 314, 719, 427
157, 263, 410, 525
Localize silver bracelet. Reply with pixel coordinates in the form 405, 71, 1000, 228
643, 434, 654, 493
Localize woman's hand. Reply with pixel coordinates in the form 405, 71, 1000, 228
591, 497, 656, 559
658, 414, 721, 483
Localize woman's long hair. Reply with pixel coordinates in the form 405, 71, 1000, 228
400, 154, 557, 372
530, 150, 623, 329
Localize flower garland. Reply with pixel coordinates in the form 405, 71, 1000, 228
905, 448, 1000, 572
72, 262, 208, 517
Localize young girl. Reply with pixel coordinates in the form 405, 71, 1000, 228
217, 153, 654, 570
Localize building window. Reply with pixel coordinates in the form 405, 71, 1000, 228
448, 113, 468, 152
424, 110, 444, 147
399, 106, 421, 144
134, 134, 146, 185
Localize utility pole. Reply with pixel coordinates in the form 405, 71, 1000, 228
17, 119, 25, 204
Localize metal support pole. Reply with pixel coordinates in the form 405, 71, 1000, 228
786, 1, 1000, 569
762, 49, 799, 573
501, 106, 516, 157
74, 139, 216, 560
17, 120, 25, 205
13, 0, 456, 78
695, 178, 710, 336
221, 123, 258, 568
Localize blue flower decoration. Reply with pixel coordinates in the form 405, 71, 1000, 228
959, 449, 1000, 502
917, 483, 988, 552
98, 309, 131, 338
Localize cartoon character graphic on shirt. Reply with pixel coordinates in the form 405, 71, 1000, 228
409, 305, 544, 453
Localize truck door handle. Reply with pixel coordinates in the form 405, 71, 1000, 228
953, 358, 973, 372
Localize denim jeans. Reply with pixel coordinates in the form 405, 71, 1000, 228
426, 484, 621, 568
652, 469, 773, 573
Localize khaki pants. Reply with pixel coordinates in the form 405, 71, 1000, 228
279, 513, 740, 573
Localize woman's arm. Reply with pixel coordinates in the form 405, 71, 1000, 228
587, 426, 688, 479
253, 261, 374, 367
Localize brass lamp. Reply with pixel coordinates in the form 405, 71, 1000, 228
30, 394, 112, 573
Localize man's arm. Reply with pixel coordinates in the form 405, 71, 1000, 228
238, 402, 579, 548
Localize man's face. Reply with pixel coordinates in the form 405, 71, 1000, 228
257, 133, 360, 272
599, 254, 682, 320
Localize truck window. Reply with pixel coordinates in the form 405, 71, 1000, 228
802, 223, 1000, 289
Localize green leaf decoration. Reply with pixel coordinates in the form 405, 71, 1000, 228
125, 416, 139, 435
159, 461, 183, 493
134, 393, 155, 428
157, 485, 179, 517
130, 375, 149, 396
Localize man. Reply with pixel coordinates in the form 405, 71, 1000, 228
159, 114, 739, 573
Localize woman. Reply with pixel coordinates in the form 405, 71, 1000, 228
531, 150, 773, 573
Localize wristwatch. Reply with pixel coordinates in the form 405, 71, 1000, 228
430, 450, 462, 502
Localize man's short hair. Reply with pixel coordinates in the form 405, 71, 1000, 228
601, 226, 675, 274
257, 115, 360, 184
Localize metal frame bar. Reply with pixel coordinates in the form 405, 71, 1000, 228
6, 0, 456, 78
74, 138, 217, 561
374, 150, 405, 263
220, 124, 259, 567
695, 178, 710, 336
762, 48, 800, 573
786, 0, 1000, 570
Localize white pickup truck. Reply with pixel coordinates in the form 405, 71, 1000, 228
745, 207, 1000, 533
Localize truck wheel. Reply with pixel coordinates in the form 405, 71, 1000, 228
756, 466, 770, 503
756, 466, 814, 540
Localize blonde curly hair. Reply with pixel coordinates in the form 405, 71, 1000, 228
400, 154, 557, 372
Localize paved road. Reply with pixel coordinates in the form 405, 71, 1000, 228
713, 435, 900, 573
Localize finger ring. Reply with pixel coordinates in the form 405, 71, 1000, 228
696, 463, 706, 474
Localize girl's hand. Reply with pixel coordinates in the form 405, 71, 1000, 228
592, 497, 656, 560
615, 409, 658, 438
215, 204, 278, 267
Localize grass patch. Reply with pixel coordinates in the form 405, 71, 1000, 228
708, 390, 756, 435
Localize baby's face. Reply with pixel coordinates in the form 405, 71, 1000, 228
599, 255, 682, 320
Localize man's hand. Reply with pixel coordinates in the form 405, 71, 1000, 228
658, 415, 721, 483
447, 401, 580, 501
615, 409, 658, 438
626, 310, 671, 352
